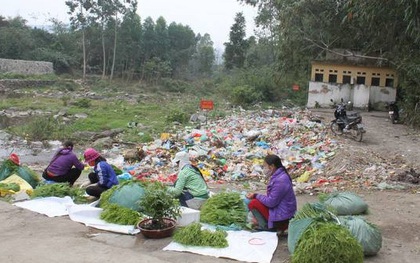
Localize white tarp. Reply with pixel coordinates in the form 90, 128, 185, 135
67, 203, 139, 235
163, 230, 278, 263
13, 197, 139, 235
14, 196, 74, 217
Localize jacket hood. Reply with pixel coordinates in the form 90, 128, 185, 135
58, 148, 72, 155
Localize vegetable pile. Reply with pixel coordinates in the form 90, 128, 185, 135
173, 223, 228, 248
291, 223, 364, 263
200, 192, 247, 228
31, 183, 87, 203
100, 203, 144, 225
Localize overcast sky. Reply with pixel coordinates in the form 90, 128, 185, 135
1, 0, 258, 50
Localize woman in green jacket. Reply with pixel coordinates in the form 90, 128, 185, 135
168, 151, 209, 207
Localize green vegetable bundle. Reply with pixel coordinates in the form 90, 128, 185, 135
292, 223, 364, 263
173, 223, 228, 248
293, 202, 336, 220
100, 203, 144, 225
288, 202, 338, 254
31, 182, 87, 204
200, 192, 247, 228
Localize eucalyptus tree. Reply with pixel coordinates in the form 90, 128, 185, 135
65, 0, 94, 80
141, 17, 157, 63
224, 12, 248, 70
155, 17, 169, 61
167, 22, 196, 78
89, 0, 135, 79
191, 33, 215, 77
117, 9, 142, 80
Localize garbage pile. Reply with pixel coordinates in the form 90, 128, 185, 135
116, 109, 340, 189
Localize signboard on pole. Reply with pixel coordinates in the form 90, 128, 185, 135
200, 100, 214, 110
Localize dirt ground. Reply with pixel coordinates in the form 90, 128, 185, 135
1, 109, 420, 263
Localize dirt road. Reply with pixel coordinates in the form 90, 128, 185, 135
1, 109, 419, 263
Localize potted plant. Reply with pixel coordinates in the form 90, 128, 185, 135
137, 181, 181, 239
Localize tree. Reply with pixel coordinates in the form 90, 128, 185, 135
0, 16, 34, 59
141, 17, 157, 61
167, 22, 196, 78
65, 0, 94, 80
117, 9, 142, 80
155, 17, 169, 61
191, 33, 215, 76
223, 12, 248, 70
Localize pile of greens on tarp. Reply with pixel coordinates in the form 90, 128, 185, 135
31, 182, 88, 204
173, 222, 228, 248
200, 191, 247, 229
0, 159, 40, 188
99, 180, 147, 225
288, 192, 382, 261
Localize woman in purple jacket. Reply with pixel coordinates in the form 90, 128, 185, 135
42, 141, 85, 186
246, 154, 297, 232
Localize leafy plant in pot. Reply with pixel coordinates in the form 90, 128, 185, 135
137, 181, 181, 238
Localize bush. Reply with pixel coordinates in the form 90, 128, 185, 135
160, 78, 191, 93
230, 85, 263, 106
165, 108, 189, 124
73, 98, 91, 108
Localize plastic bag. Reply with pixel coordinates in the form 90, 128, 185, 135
321, 192, 368, 215
16, 166, 40, 189
338, 216, 382, 256
107, 182, 145, 211
0, 174, 33, 196
287, 217, 315, 254
0, 159, 18, 181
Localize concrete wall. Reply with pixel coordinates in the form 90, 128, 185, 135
0, 58, 53, 75
307, 81, 396, 109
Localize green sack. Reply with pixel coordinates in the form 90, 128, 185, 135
288, 217, 315, 254
100, 181, 145, 211
16, 166, 40, 189
0, 159, 18, 181
338, 216, 382, 256
321, 192, 368, 215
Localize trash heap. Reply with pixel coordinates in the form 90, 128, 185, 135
118, 108, 339, 189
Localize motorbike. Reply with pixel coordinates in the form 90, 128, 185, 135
386, 101, 399, 124
330, 99, 366, 142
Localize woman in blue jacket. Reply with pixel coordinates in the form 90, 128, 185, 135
246, 154, 297, 232
83, 148, 118, 198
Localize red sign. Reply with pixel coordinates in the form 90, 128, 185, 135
200, 100, 214, 110
292, 84, 300, 91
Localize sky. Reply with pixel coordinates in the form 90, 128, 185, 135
0, 0, 258, 51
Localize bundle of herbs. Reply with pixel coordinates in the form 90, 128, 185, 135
291, 222, 364, 263
100, 203, 145, 225
200, 192, 247, 228
31, 182, 88, 204
288, 202, 338, 254
173, 223, 228, 248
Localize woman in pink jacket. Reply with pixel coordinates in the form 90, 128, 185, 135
246, 154, 297, 232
